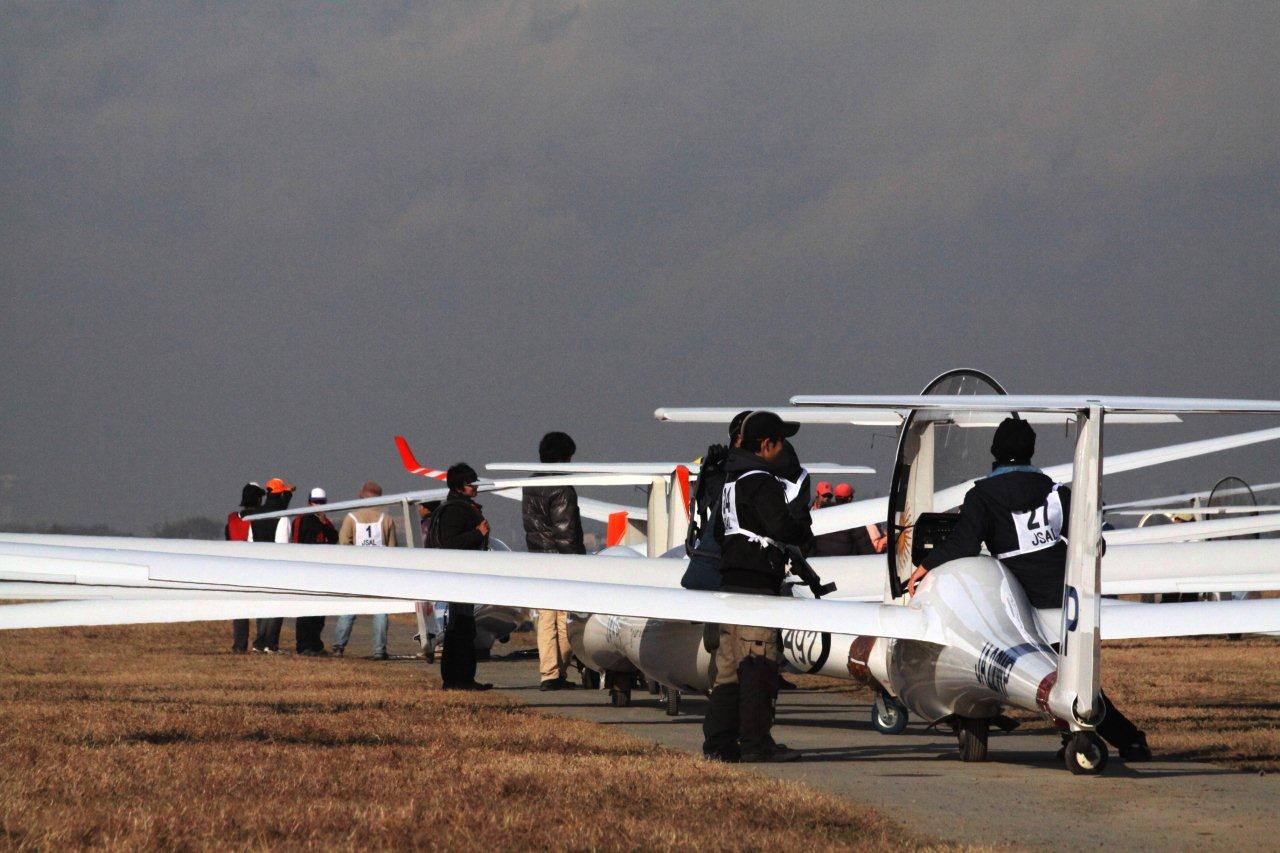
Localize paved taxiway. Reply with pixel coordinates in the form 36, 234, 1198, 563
474, 655, 1278, 850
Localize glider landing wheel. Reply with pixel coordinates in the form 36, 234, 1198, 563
1065, 732, 1109, 775
660, 686, 680, 716
871, 692, 909, 735
956, 716, 989, 762
646, 677, 660, 695
610, 686, 632, 708
581, 668, 601, 690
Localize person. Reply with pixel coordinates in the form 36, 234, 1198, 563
906, 417, 1151, 761
414, 500, 445, 662
226, 481, 265, 653
833, 482, 854, 504
811, 481, 834, 510
702, 411, 812, 763
249, 477, 295, 652
523, 431, 585, 691
429, 463, 493, 691
682, 409, 752, 591
291, 487, 337, 655
332, 481, 398, 660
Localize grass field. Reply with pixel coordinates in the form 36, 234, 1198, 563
0, 619, 940, 850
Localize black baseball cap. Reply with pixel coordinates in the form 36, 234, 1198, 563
740, 410, 800, 444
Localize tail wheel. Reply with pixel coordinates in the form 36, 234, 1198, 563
956, 716, 989, 762
646, 677, 660, 695
580, 668, 601, 690
610, 686, 632, 708
1065, 731, 1109, 775
871, 692, 909, 735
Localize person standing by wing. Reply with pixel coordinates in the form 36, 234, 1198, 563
291, 487, 338, 656
523, 431, 585, 692
428, 463, 493, 692
906, 417, 1151, 761
332, 481, 398, 660
702, 411, 811, 764
225, 481, 265, 653
248, 477, 295, 653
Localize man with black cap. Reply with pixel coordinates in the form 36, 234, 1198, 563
702, 411, 811, 763
682, 409, 752, 591
225, 481, 265, 653
906, 416, 1151, 761
430, 463, 492, 691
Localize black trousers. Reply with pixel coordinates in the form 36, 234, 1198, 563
440, 603, 477, 686
702, 656, 780, 758
253, 618, 283, 651
295, 616, 325, 653
1095, 691, 1143, 747
232, 619, 249, 651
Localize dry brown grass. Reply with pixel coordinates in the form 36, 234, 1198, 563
795, 636, 1280, 771
0, 621, 942, 851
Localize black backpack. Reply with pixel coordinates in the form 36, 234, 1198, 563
681, 444, 729, 590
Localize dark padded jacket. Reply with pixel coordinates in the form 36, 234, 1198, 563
921, 467, 1072, 609
435, 491, 489, 551
249, 492, 291, 543
523, 484, 586, 554
714, 448, 812, 594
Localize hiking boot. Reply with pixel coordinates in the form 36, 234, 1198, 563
539, 679, 562, 691
703, 750, 740, 764
331, 646, 344, 658
444, 681, 493, 692
369, 652, 389, 661
553, 678, 578, 690
1119, 734, 1152, 762
740, 745, 802, 763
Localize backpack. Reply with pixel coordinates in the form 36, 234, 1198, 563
685, 444, 729, 557
422, 503, 450, 549
681, 444, 729, 590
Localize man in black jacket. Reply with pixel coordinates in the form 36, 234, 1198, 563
291, 487, 338, 655
225, 482, 265, 653
906, 417, 1150, 761
523, 431, 585, 690
433, 463, 492, 691
249, 478, 294, 653
703, 411, 811, 763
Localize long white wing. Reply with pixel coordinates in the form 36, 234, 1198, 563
811, 425, 1280, 536
1035, 598, 1280, 642
0, 540, 932, 640
1105, 512, 1280, 545
0, 534, 679, 586
1108, 505, 1280, 516
790, 394, 1280, 415
655, 406, 1177, 426
0, 597, 414, 630
1105, 481, 1280, 511
485, 462, 875, 476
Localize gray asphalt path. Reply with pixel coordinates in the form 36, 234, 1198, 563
474, 655, 1278, 851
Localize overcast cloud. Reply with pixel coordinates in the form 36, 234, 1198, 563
1, 3, 1277, 533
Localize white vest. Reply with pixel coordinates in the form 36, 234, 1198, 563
997, 485, 1065, 560
721, 467, 809, 549
350, 514, 387, 547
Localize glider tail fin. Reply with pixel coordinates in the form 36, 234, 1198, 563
394, 435, 448, 480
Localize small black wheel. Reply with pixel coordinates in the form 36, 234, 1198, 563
956, 716, 989, 762
1065, 731, 1109, 775
581, 668, 601, 690
665, 687, 680, 716
871, 692, 909, 735
646, 677, 659, 695
610, 687, 632, 708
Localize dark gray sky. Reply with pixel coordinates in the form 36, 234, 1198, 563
2, 3, 1278, 534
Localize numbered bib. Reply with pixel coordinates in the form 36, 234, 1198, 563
350, 514, 386, 547
997, 486, 1063, 560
